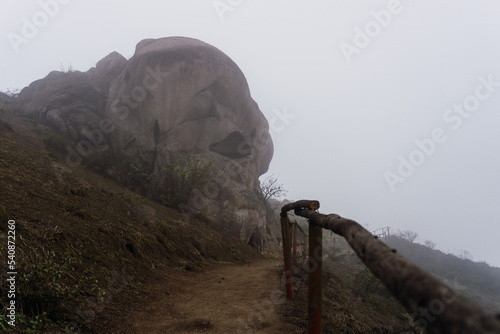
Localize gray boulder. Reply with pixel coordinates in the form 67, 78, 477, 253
10, 36, 276, 251
105, 37, 274, 245
88, 51, 127, 95
15, 51, 126, 142
16, 70, 105, 141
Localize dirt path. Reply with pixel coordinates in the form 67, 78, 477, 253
115, 258, 297, 334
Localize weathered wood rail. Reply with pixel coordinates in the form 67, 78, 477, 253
371, 225, 390, 238
280, 200, 500, 334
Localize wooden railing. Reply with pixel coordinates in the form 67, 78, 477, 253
280, 200, 500, 334
371, 226, 390, 239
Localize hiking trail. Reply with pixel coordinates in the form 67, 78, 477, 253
108, 258, 301, 333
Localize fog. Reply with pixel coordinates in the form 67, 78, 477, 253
2, 0, 500, 267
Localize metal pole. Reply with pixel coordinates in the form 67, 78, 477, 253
308, 222, 322, 334
280, 213, 294, 299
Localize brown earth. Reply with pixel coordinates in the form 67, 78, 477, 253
0, 109, 416, 334
101, 258, 302, 334
0, 112, 296, 333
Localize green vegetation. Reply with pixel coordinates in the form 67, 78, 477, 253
209, 259, 233, 265
118, 151, 153, 195
157, 152, 214, 208
231, 247, 247, 263
116, 150, 214, 211
42, 129, 215, 214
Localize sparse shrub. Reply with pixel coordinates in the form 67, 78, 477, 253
454, 249, 474, 261
424, 239, 437, 250
0, 230, 100, 332
118, 151, 153, 194
396, 230, 418, 243
115, 151, 215, 210
59, 63, 74, 73
156, 152, 214, 209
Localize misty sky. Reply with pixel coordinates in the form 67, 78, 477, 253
2, 0, 500, 267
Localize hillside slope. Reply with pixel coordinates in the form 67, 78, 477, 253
4, 111, 485, 333
384, 235, 500, 313
0, 112, 263, 332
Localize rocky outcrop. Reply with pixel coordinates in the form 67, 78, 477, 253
15, 51, 126, 142
12, 37, 278, 252
0, 92, 13, 111
17, 71, 104, 141
88, 51, 127, 95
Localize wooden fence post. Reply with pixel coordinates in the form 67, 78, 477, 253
292, 222, 298, 264
280, 213, 294, 299
308, 222, 322, 334
292, 204, 500, 334
303, 232, 307, 262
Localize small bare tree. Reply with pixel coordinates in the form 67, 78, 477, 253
59, 62, 74, 73
455, 249, 474, 261
396, 230, 419, 243
2, 88, 20, 98
424, 239, 437, 250
260, 174, 287, 202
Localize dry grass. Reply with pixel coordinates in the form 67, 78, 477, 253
0, 113, 261, 332
280, 253, 418, 333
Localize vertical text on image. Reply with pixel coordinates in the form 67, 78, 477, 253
6, 220, 17, 327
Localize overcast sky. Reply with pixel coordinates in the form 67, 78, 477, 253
2, 0, 500, 267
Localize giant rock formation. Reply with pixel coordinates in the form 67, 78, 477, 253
10, 37, 278, 252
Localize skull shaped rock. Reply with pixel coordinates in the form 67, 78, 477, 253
105, 37, 274, 246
